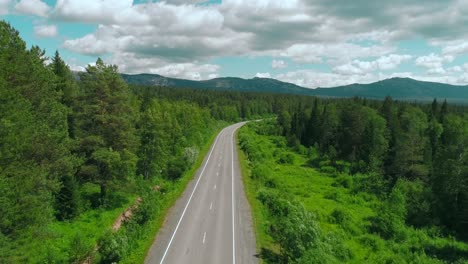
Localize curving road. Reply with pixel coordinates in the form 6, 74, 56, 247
145, 122, 257, 264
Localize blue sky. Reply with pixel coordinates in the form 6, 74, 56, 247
2, 0, 468, 88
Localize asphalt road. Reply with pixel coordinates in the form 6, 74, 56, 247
145, 122, 257, 264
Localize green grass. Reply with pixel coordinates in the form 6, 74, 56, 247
237, 136, 277, 262
121, 123, 227, 263
238, 121, 468, 264
15, 185, 137, 263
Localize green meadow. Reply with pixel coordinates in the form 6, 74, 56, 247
238, 120, 468, 264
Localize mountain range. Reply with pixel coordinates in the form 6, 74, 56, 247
121, 73, 468, 103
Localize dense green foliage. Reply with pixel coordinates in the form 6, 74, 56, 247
281, 96, 468, 239
239, 120, 468, 263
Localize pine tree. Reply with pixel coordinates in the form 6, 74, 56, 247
75, 58, 137, 203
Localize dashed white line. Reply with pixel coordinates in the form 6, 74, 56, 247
210, 202, 213, 211
203, 232, 206, 244
158, 130, 222, 264
214, 184, 217, 190
216, 172, 219, 176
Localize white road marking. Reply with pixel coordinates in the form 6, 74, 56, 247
214, 184, 217, 190
216, 172, 219, 176
159, 130, 222, 264
231, 129, 236, 264
218, 163, 221, 167
210, 202, 213, 211
203, 232, 206, 244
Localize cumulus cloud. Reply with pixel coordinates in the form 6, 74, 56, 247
53, 0, 140, 24
442, 42, 468, 55
106, 52, 220, 80
415, 53, 454, 74
275, 43, 394, 64
272, 59, 287, 69
48, 0, 468, 81
34, 24, 57, 38
276, 70, 377, 88
255, 72, 271, 78
333, 54, 412, 75
15, 0, 50, 17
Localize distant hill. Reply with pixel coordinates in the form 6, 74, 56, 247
121, 73, 468, 103
312, 78, 468, 103
121, 73, 312, 95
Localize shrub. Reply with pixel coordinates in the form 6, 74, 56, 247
330, 208, 351, 225
332, 175, 353, 189
396, 180, 432, 227
98, 231, 129, 264
320, 166, 336, 174
251, 163, 272, 181
166, 156, 188, 180
370, 185, 407, 240
278, 152, 295, 164
358, 234, 384, 251
69, 234, 93, 263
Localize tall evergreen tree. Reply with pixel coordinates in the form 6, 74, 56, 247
75, 58, 137, 202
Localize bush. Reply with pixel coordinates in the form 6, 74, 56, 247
332, 175, 353, 189
358, 234, 384, 251
323, 191, 343, 202
69, 234, 93, 263
330, 208, 351, 225
329, 208, 360, 235
352, 173, 389, 196
396, 180, 432, 227
320, 166, 336, 174
98, 231, 129, 264
278, 152, 295, 164
166, 156, 188, 180
251, 163, 272, 181
370, 185, 407, 240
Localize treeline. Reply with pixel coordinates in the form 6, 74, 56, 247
0, 21, 290, 262
278, 96, 468, 240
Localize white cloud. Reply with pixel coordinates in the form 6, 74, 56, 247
333, 54, 412, 75
164, 0, 209, 4
0, 0, 11, 15
276, 70, 377, 88
49, 0, 468, 85
69, 64, 86, 72
53, 0, 141, 24
276, 43, 394, 64
105, 52, 220, 80
34, 24, 57, 38
376, 54, 413, 70
272, 59, 287, 69
255, 72, 271, 78
15, 0, 50, 17
442, 42, 468, 55
415, 53, 454, 74
276, 68, 468, 89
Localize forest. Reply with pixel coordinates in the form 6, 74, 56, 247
238, 96, 468, 263
1, 19, 468, 263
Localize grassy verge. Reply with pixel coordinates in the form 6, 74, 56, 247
237, 132, 276, 263
122, 122, 227, 263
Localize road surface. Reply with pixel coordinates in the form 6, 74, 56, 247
145, 122, 257, 264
